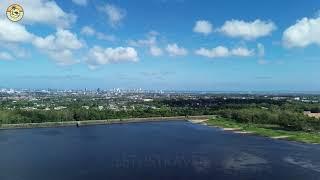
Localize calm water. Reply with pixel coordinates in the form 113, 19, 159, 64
0, 121, 320, 180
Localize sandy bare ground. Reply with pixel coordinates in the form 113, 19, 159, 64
188, 119, 208, 124
271, 135, 291, 139
233, 131, 254, 134
222, 128, 242, 131
304, 111, 320, 118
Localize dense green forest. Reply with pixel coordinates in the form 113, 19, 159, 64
0, 107, 206, 124
0, 98, 320, 132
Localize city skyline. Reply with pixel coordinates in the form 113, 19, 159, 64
0, 0, 320, 91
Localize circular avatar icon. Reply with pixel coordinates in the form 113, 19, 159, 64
6, 4, 24, 22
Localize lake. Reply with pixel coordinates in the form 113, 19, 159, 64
0, 121, 320, 180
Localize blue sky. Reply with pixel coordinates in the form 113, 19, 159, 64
0, 0, 320, 91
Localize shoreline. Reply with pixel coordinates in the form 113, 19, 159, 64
205, 118, 320, 144
1, 115, 319, 144
0, 115, 214, 130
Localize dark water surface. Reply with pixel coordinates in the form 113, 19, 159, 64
0, 121, 320, 180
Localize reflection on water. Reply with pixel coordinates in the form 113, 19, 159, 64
0, 121, 320, 180
284, 156, 320, 173
223, 152, 269, 172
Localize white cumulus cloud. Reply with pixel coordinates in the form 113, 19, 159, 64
0, 19, 34, 43
48, 49, 77, 65
231, 47, 254, 56
166, 43, 188, 56
283, 17, 320, 48
86, 46, 138, 68
33, 29, 83, 50
99, 4, 126, 28
128, 33, 157, 47
0, 17, 82, 65
219, 19, 276, 40
72, 0, 87, 6
150, 46, 163, 56
0, 19, 34, 61
33, 29, 84, 65
193, 20, 213, 35
195, 46, 229, 58
128, 31, 163, 56
81, 26, 116, 41
195, 46, 254, 58
0, 0, 76, 28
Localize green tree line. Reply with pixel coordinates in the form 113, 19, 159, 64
215, 108, 320, 131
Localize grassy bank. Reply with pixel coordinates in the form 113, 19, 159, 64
206, 117, 320, 144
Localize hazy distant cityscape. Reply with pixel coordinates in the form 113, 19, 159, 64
1, 87, 319, 112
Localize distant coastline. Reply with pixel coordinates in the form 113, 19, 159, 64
0, 115, 214, 130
